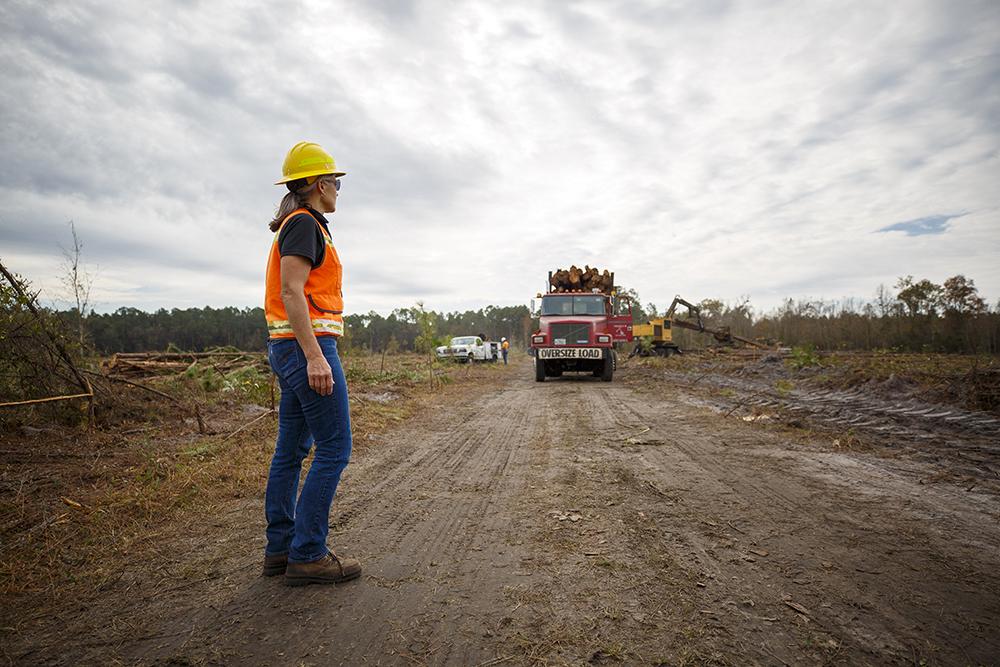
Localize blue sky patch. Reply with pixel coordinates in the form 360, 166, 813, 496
877, 213, 967, 236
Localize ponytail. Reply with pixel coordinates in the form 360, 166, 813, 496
269, 179, 321, 231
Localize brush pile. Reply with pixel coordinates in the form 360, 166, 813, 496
103, 351, 266, 379
549, 265, 614, 294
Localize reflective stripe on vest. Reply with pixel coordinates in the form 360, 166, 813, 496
267, 318, 344, 336
264, 208, 345, 339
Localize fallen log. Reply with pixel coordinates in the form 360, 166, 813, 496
0, 392, 94, 409
104, 358, 192, 377
114, 352, 263, 360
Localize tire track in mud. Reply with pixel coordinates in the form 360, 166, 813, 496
661, 369, 1000, 482
588, 383, 843, 662
592, 374, 1000, 664
355, 393, 531, 583
485, 376, 710, 664
596, 386, 806, 516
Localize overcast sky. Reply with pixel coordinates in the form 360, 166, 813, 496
1, 0, 998, 316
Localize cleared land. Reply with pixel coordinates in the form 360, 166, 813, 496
3, 352, 999, 665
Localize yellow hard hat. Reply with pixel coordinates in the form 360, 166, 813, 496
275, 141, 346, 185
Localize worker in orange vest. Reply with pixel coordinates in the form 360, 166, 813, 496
261, 142, 361, 586
501, 337, 510, 365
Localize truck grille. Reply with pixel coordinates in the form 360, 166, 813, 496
550, 322, 591, 345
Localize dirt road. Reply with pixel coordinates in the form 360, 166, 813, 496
15, 357, 1000, 665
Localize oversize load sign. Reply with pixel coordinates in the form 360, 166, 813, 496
538, 348, 603, 360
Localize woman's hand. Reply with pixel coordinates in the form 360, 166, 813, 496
307, 354, 334, 396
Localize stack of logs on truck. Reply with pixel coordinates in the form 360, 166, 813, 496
547, 265, 615, 294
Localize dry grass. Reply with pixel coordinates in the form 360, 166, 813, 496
0, 351, 507, 635
817, 351, 1000, 412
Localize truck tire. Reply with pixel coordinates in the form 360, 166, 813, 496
535, 358, 545, 382
601, 353, 614, 382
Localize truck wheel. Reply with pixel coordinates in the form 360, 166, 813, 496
535, 358, 545, 382
468, 353, 475, 363
601, 354, 614, 382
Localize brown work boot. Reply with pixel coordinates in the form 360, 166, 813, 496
285, 551, 362, 586
262, 552, 288, 577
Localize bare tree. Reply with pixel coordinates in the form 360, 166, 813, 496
60, 220, 96, 348
874, 284, 893, 317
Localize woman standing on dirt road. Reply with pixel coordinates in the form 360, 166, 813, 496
261, 141, 361, 586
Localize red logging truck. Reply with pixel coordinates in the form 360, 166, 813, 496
530, 269, 633, 382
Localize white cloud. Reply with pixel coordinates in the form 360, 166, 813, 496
1, 0, 997, 318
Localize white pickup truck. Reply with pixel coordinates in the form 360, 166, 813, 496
435, 336, 501, 363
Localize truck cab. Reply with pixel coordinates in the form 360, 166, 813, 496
530, 292, 633, 382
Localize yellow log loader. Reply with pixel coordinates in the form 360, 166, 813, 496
630, 297, 766, 357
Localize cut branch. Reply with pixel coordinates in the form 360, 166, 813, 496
0, 392, 95, 409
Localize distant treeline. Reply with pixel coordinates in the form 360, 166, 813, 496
59, 274, 999, 354
82, 307, 266, 353
664, 275, 1000, 354
76, 304, 534, 354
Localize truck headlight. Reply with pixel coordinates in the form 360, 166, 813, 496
596, 334, 611, 344
532, 335, 545, 344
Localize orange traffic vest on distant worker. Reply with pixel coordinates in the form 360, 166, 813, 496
264, 208, 344, 339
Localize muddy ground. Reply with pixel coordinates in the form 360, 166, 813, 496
5, 353, 1000, 666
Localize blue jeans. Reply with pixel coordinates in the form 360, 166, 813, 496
502, 349, 508, 365
265, 336, 352, 563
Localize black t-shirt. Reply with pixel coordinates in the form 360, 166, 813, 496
277, 208, 330, 268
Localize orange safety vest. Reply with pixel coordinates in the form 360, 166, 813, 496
502, 340, 509, 350
264, 208, 344, 339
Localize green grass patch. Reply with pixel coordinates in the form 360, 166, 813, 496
787, 344, 821, 369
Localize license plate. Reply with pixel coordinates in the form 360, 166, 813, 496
538, 348, 603, 360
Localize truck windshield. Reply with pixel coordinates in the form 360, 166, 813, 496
450, 337, 477, 346
541, 295, 607, 316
